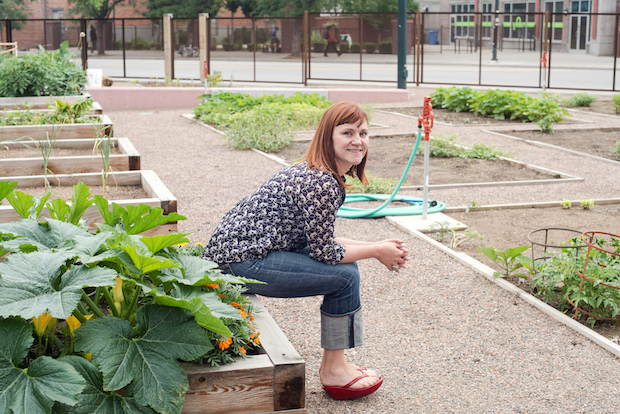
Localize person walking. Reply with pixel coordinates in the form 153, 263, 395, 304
203, 101, 409, 400
324, 25, 341, 57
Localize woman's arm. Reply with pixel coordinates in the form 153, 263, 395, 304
335, 237, 409, 271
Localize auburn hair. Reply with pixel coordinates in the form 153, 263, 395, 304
299, 101, 369, 188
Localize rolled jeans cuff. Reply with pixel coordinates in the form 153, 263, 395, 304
320, 308, 363, 350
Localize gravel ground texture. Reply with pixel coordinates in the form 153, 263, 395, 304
108, 86, 620, 414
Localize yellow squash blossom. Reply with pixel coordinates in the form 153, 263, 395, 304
33, 312, 57, 337
66, 314, 93, 335
113, 277, 124, 303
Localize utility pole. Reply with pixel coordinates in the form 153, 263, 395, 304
397, 0, 408, 89
491, 0, 499, 61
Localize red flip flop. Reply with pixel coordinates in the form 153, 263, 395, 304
322, 373, 383, 400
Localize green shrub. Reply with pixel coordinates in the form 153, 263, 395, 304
378, 41, 392, 54
612, 94, 620, 114
225, 104, 293, 152
340, 42, 349, 53
565, 92, 597, 107
614, 141, 620, 158
430, 87, 569, 131
313, 42, 325, 53
351, 43, 361, 53
345, 171, 398, 194
364, 42, 377, 53
0, 41, 86, 97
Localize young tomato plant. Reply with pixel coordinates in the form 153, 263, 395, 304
478, 245, 532, 279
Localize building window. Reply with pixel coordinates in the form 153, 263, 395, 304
502, 2, 536, 40
450, 3, 475, 38
481, 3, 493, 38
545, 1, 563, 41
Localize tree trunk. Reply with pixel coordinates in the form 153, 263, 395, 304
290, 21, 302, 57
97, 20, 105, 55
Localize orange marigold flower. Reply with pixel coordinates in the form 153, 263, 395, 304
238, 346, 246, 355
218, 337, 233, 350
217, 293, 225, 299
205, 283, 219, 289
238, 309, 247, 319
230, 301, 240, 308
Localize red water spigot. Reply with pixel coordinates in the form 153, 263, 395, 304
417, 96, 434, 141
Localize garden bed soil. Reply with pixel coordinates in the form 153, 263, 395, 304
498, 128, 620, 162
274, 136, 560, 185
18, 184, 148, 201
435, 203, 620, 340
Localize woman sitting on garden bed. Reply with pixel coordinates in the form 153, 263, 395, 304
203, 101, 409, 400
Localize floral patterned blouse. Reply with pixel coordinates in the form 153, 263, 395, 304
203, 161, 347, 265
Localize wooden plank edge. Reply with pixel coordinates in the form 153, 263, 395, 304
386, 217, 620, 359
140, 170, 177, 214
443, 198, 620, 213
0, 170, 143, 188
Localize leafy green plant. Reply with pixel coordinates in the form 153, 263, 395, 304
0, 181, 262, 414
345, 171, 397, 194
614, 141, 620, 158
225, 104, 293, 152
430, 87, 569, 130
0, 97, 94, 126
612, 94, 620, 114
467, 200, 480, 212
579, 199, 594, 210
93, 121, 113, 192
0, 41, 86, 97
478, 245, 532, 279
39, 127, 63, 190
450, 228, 481, 249
564, 92, 597, 107
207, 70, 223, 87
429, 221, 452, 242
532, 236, 620, 326
561, 199, 573, 209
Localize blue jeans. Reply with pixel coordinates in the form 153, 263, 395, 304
224, 247, 363, 350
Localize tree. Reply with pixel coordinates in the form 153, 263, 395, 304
68, 0, 128, 54
331, 0, 419, 41
0, 0, 32, 41
144, 0, 221, 18
253, 0, 322, 57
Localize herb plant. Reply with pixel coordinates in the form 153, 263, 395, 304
0, 181, 261, 414
564, 92, 597, 107
579, 199, 594, 210
561, 199, 573, 209
612, 94, 620, 114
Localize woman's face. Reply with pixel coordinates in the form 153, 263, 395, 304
332, 119, 369, 176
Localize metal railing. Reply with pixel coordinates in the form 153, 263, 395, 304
2, 11, 620, 91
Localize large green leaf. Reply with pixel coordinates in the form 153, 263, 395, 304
0, 219, 92, 253
47, 182, 93, 226
75, 306, 212, 414
6, 190, 51, 219
0, 251, 117, 319
0, 181, 18, 205
118, 244, 179, 275
160, 253, 261, 286
52, 356, 156, 414
0, 318, 85, 414
140, 233, 190, 254
93, 196, 186, 235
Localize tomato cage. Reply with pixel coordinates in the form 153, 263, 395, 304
527, 227, 586, 273
567, 231, 620, 322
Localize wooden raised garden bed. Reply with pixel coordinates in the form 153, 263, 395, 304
0, 114, 113, 141
0, 138, 140, 177
182, 295, 306, 414
0, 137, 140, 176
0, 94, 103, 113
0, 170, 177, 235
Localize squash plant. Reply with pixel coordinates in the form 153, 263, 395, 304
0, 182, 259, 414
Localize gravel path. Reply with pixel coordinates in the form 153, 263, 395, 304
108, 91, 620, 413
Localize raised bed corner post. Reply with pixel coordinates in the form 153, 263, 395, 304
163, 14, 174, 81
199, 13, 209, 83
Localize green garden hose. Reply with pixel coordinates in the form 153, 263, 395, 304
337, 126, 447, 219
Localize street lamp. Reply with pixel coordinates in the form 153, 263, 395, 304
491, 0, 499, 61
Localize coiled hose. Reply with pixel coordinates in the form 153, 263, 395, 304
337, 126, 447, 219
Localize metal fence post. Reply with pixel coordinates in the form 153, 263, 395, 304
80, 19, 88, 71
163, 14, 174, 80
199, 13, 209, 82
